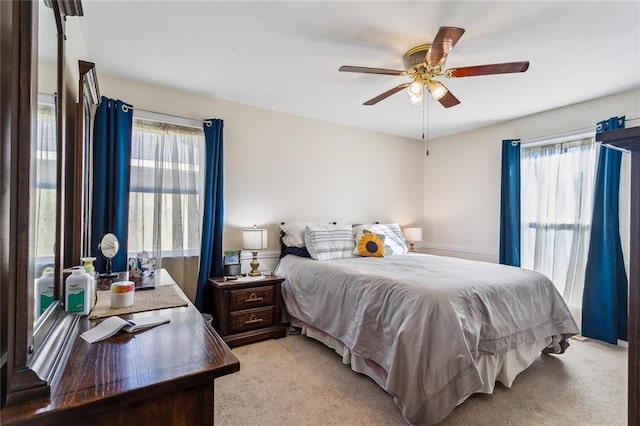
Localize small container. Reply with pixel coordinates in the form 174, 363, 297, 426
110, 281, 135, 308
65, 267, 92, 315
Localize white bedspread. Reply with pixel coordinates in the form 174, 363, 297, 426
274, 253, 579, 425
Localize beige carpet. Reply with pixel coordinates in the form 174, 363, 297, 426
214, 334, 627, 425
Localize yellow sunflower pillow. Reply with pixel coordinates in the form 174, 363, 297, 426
354, 229, 386, 257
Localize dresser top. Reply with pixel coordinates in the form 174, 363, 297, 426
2, 270, 240, 423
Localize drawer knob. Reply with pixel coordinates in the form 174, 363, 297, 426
245, 293, 264, 303
244, 314, 264, 325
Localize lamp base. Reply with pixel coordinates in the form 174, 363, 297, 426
248, 251, 261, 276
408, 242, 415, 252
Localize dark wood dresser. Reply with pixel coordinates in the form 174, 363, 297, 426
210, 275, 287, 347
1, 273, 240, 425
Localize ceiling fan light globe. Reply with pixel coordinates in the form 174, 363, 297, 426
408, 92, 423, 105
407, 81, 423, 96
408, 81, 424, 105
426, 79, 447, 100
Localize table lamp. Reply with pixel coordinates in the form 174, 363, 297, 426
402, 226, 422, 252
242, 226, 268, 276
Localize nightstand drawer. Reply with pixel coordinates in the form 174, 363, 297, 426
229, 286, 274, 311
229, 307, 274, 333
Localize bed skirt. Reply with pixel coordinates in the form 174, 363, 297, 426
290, 316, 552, 424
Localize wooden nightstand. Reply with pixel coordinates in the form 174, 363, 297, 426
209, 275, 287, 347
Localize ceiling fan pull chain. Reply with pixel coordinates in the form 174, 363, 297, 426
424, 98, 430, 157
422, 98, 425, 141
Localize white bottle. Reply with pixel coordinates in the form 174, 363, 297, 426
81, 257, 97, 309
35, 267, 55, 319
65, 267, 92, 315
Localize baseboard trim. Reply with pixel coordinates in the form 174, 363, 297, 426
416, 243, 496, 256
416, 243, 497, 262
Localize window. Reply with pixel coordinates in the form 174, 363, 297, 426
520, 136, 598, 312
127, 117, 205, 259
34, 101, 57, 261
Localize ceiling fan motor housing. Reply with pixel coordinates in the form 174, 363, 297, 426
403, 44, 431, 71
403, 44, 443, 82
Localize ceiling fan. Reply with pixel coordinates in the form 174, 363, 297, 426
339, 26, 529, 108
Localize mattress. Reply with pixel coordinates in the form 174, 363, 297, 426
274, 253, 579, 425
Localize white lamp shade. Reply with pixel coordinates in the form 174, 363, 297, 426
242, 228, 268, 250
403, 226, 423, 242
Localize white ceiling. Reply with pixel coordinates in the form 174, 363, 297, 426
78, 1, 640, 140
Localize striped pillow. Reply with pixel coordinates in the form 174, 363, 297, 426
352, 223, 408, 255
304, 224, 354, 261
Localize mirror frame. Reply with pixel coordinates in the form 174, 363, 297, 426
69, 60, 99, 265
1, 0, 83, 406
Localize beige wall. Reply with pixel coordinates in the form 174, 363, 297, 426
422, 89, 640, 263
98, 75, 425, 297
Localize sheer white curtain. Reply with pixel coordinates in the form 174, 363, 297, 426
35, 102, 57, 266
520, 137, 598, 315
128, 118, 205, 298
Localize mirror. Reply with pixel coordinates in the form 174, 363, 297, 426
99, 233, 120, 276
33, 2, 59, 322
1, 0, 66, 405
2, 0, 85, 406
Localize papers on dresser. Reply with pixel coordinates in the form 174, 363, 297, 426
81, 314, 170, 343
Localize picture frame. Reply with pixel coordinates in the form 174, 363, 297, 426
223, 250, 241, 265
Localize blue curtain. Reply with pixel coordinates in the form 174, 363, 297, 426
499, 139, 521, 266
582, 116, 628, 344
195, 119, 224, 313
91, 97, 133, 273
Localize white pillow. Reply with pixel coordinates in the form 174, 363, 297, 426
280, 222, 310, 247
304, 224, 354, 261
352, 223, 408, 255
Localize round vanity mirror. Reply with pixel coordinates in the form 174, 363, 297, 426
98, 233, 119, 276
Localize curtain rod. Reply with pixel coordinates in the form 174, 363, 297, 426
520, 116, 640, 146
119, 104, 213, 127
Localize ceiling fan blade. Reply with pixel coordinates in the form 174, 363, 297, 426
425, 26, 465, 68
339, 65, 405, 76
425, 80, 460, 108
437, 90, 461, 108
445, 61, 530, 78
363, 83, 410, 105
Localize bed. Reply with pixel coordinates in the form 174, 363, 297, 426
274, 223, 580, 425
